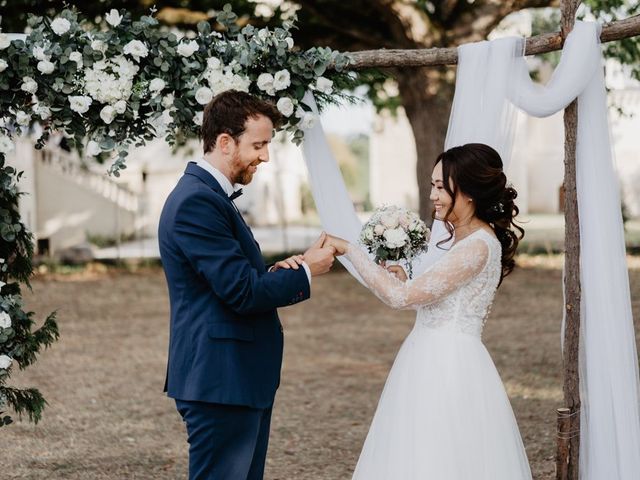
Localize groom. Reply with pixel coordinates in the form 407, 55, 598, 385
159, 90, 335, 479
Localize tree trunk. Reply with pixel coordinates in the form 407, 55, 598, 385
395, 67, 455, 223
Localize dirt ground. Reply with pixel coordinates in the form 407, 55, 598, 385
3, 258, 640, 480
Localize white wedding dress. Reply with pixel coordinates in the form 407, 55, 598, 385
345, 228, 532, 479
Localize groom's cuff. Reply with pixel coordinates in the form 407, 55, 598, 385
301, 262, 311, 286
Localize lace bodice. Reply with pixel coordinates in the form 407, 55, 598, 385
345, 229, 502, 338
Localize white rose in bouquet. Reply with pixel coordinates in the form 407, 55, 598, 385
384, 228, 408, 249
195, 86, 213, 105
374, 224, 386, 236
256, 73, 275, 95
91, 39, 108, 53
37, 60, 55, 74
177, 40, 199, 57
149, 78, 166, 93
123, 40, 149, 61
0, 311, 11, 329
105, 9, 123, 27
114, 100, 127, 114
100, 105, 117, 124
51, 17, 71, 35
21, 76, 38, 94
0, 354, 13, 370
69, 95, 92, 114
15, 110, 31, 126
276, 97, 294, 117
69, 51, 83, 66
315, 76, 333, 94
273, 70, 291, 91
381, 212, 399, 229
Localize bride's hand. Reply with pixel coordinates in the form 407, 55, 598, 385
323, 234, 349, 256
383, 263, 408, 282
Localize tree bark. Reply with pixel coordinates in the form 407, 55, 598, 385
394, 67, 455, 222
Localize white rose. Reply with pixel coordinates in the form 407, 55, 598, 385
273, 69, 291, 91
149, 78, 166, 93
37, 60, 55, 74
21, 76, 38, 94
195, 86, 213, 105
256, 73, 275, 95
0, 136, 14, 155
193, 111, 204, 126
177, 40, 199, 57
15, 110, 30, 126
315, 76, 333, 94
285, 37, 294, 50
374, 224, 386, 236
384, 228, 409, 249
381, 213, 399, 229
123, 40, 149, 62
105, 9, 123, 27
299, 112, 315, 130
0, 34, 10, 50
32, 45, 49, 61
0, 59, 7, 72
0, 311, 11, 329
161, 93, 174, 108
100, 105, 117, 124
276, 97, 294, 117
399, 213, 410, 228
35, 104, 51, 120
51, 17, 71, 35
0, 355, 12, 370
207, 57, 222, 70
69, 51, 83, 66
114, 100, 127, 114
91, 40, 107, 53
69, 95, 92, 114
87, 140, 102, 156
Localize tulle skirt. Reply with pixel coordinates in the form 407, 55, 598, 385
352, 324, 532, 480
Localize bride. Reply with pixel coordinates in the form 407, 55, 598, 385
323, 143, 532, 479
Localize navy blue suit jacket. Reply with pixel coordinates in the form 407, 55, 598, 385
159, 162, 311, 408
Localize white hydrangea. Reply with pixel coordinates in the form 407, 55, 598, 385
383, 228, 409, 249
69, 95, 93, 114
256, 73, 275, 95
315, 76, 333, 94
83, 56, 138, 104
193, 111, 204, 126
123, 40, 149, 62
51, 17, 71, 35
37, 60, 55, 75
34, 104, 51, 120
15, 110, 31, 126
195, 86, 213, 105
0, 311, 11, 329
0, 34, 10, 50
273, 70, 291, 91
0, 59, 7, 72
91, 39, 107, 53
86, 140, 102, 156
114, 100, 127, 114
0, 135, 14, 155
149, 78, 166, 93
177, 40, 199, 57
105, 9, 123, 27
204, 66, 250, 96
69, 51, 83, 66
0, 355, 12, 370
100, 105, 117, 124
21, 76, 38, 94
276, 97, 294, 117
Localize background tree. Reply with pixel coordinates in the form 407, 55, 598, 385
2, 0, 638, 219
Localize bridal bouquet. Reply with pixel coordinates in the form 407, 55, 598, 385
359, 206, 430, 278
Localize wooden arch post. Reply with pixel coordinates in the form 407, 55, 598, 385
336, 7, 640, 480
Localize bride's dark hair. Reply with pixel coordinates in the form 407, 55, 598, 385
435, 143, 524, 285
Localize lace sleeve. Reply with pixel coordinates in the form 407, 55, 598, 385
345, 237, 490, 310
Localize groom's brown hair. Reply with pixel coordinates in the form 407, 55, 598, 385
201, 90, 282, 154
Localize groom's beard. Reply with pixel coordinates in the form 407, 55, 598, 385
231, 153, 260, 185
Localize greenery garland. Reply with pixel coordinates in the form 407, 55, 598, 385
0, 3, 354, 427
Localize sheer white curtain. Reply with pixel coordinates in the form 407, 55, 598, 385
301, 20, 640, 478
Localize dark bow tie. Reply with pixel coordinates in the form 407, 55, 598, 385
228, 189, 243, 201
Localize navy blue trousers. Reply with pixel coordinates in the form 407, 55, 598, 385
175, 400, 273, 480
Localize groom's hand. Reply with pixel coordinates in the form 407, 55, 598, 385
271, 254, 305, 272
304, 232, 336, 276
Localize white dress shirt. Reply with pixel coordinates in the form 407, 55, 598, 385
195, 158, 311, 285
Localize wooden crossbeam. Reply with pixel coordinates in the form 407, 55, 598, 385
342, 14, 640, 68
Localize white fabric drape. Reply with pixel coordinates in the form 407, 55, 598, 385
302, 20, 640, 478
